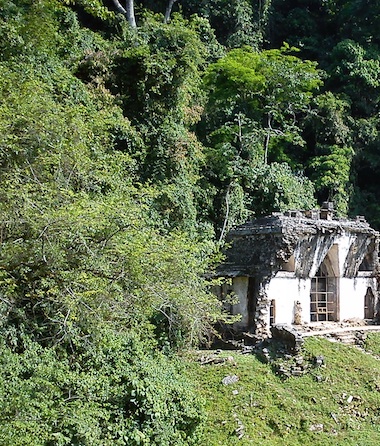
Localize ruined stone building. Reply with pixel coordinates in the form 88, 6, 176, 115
217, 204, 380, 339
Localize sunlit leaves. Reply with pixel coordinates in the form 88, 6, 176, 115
309, 145, 353, 215
201, 45, 321, 230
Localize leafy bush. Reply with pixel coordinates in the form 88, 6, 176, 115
0, 333, 204, 445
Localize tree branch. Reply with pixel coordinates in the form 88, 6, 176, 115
219, 184, 231, 243
164, 0, 178, 24
111, 0, 127, 15
111, 0, 137, 28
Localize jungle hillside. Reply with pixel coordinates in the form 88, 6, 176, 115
1, 0, 380, 444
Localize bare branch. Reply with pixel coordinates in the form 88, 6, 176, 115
111, 0, 127, 15
219, 184, 231, 243
111, 0, 137, 28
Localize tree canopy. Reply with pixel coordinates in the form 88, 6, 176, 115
1, 0, 380, 442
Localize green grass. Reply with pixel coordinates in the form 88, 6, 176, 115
185, 336, 380, 445
365, 332, 380, 357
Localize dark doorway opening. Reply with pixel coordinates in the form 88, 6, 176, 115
364, 287, 375, 320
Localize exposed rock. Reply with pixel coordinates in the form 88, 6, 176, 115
270, 324, 304, 353
233, 413, 245, 439
342, 318, 366, 326
291, 367, 303, 377
313, 355, 324, 367
200, 354, 236, 366
309, 423, 324, 432
330, 413, 339, 424
222, 374, 239, 385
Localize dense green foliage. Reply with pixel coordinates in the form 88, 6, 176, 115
268, 0, 380, 224
1, 0, 380, 443
0, 334, 204, 445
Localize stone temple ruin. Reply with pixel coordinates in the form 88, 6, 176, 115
216, 203, 380, 341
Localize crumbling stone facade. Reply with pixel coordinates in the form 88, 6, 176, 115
217, 204, 380, 340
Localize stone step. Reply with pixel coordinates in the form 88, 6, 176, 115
330, 331, 360, 344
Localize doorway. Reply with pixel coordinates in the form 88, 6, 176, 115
364, 287, 375, 320
310, 261, 338, 322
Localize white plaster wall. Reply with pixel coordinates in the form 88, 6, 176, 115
267, 273, 311, 325
339, 276, 377, 321
331, 233, 377, 321
265, 273, 377, 326
231, 276, 249, 329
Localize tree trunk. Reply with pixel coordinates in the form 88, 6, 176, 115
264, 112, 273, 164
126, 0, 137, 28
164, 0, 178, 23
111, 0, 127, 15
219, 184, 231, 243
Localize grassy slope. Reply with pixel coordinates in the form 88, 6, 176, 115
185, 335, 380, 445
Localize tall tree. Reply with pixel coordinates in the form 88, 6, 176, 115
199, 45, 321, 233
202, 45, 322, 164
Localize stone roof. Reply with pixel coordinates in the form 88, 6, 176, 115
218, 209, 379, 278
228, 213, 378, 238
